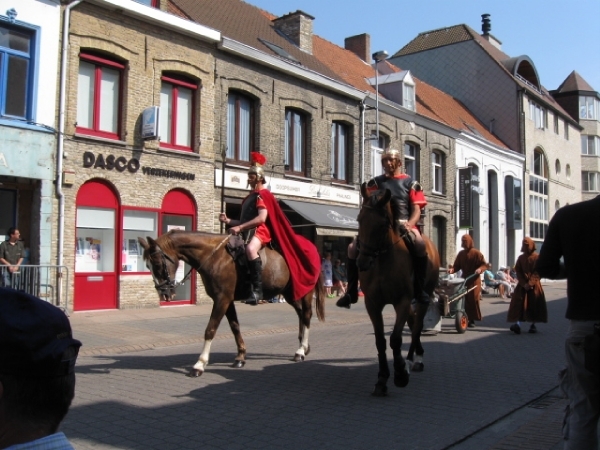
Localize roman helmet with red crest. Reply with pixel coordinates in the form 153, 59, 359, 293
248, 152, 267, 182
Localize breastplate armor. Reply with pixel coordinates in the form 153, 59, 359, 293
240, 192, 260, 224
372, 175, 412, 220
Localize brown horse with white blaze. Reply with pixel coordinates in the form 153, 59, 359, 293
357, 184, 440, 396
138, 230, 325, 377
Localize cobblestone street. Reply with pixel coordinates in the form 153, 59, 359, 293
62, 282, 574, 449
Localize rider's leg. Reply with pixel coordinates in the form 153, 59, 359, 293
408, 228, 430, 304
245, 237, 263, 305
336, 238, 359, 309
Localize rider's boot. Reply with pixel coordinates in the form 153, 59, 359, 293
244, 257, 263, 306
336, 258, 359, 309
412, 254, 430, 305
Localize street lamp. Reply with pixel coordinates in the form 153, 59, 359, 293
372, 50, 388, 145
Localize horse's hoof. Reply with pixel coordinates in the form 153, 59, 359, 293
412, 362, 424, 372
187, 369, 203, 377
394, 371, 410, 388
232, 360, 245, 369
371, 383, 388, 397
293, 353, 305, 362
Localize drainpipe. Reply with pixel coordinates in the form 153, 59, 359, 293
57, 0, 83, 305
359, 101, 365, 188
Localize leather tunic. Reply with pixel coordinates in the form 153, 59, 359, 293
368, 174, 418, 220
240, 192, 259, 224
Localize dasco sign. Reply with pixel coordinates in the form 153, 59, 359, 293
82, 152, 195, 181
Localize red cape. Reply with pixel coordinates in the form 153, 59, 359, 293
259, 189, 321, 300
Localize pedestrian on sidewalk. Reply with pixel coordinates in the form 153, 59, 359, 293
321, 252, 334, 298
535, 195, 600, 450
448, 234, 487, 328
507, 237, 547, 335
0, 288, 82, 449
332, 259, 347, 297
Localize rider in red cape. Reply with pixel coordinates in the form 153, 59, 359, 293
219, 152, 320, 304
258, 188, 321, 301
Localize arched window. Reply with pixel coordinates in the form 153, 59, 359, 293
404, 142, 419, 179
431, 150, 445, 194
431, 216, 446, 267
159, 72, 198, 151
285, 108, 308, 175
529, 148, 549, 241
331, 121, 350, 182
77, 52, 125, 140
227, 90, 256, 163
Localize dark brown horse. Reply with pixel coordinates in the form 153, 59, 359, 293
138, 231, 325, 377
357, 185, 440, 396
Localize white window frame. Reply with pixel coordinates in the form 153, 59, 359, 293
529, 100, 546, 129
331, 122, 349, 182
403, 82, 415, 111
580, 96, 600, 120
581, 135, 600, 156
582, 171, 600, 192
404, 142, 418, 179
432, 151, 443, 194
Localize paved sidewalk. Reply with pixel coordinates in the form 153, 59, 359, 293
62, 282, 586, 449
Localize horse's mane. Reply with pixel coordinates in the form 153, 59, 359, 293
364, 188, 400, 236
155, 230, 225, 254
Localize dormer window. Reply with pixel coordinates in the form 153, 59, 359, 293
403, 82, 415, 110
367, 70, 416, 111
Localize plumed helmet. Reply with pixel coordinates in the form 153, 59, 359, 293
248, 152, 267, 181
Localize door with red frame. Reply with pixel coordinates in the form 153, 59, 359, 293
74, 181, 118, 311
160, 190, 196, 305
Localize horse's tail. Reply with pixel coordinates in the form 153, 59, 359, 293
313, 274, 326, 322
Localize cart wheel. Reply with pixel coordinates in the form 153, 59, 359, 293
455, 311, 468, 334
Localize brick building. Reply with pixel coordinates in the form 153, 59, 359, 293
59, 0, 220, 309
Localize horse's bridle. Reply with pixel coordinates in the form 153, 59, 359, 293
149, 235, 229, 294
149, 246, 183, 294
357, 204, 402, 260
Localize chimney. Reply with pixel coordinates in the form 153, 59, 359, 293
481, 13, 491, 35
480, 13, 502, 50
273, 10, 314, 54
345, 33, 370, 62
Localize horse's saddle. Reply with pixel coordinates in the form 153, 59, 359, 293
225, 235, 268, 267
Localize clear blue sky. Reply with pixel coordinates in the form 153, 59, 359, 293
249, 0, 600, 93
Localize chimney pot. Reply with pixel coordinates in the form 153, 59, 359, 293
481, 13, 491, 35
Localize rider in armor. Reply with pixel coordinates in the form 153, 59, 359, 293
219, 152, 271, 305
336, 148, 430, 308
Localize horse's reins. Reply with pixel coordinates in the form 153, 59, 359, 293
357, 203, 403, 260
150, 235, 229, 291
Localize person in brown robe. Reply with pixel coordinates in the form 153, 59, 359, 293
448, 234, 487, 327
507, 237, 547, 334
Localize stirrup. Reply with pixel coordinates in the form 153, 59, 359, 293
336, 293, 355, 309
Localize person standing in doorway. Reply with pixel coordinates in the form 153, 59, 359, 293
0, 227, 24, 288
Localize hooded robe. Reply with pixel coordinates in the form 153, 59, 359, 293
451, 234, 487, 322
507, 237, 547, 323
